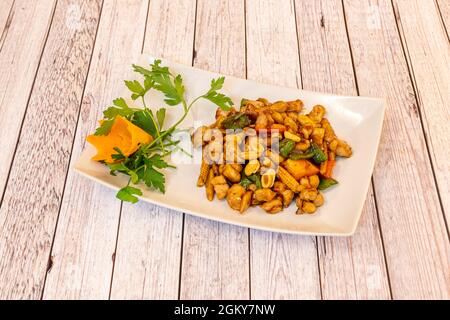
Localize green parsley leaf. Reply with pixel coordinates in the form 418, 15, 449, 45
132, 64, 152, 77
116, 185, 143, 203
156, 108, 166, 129
107, 161, 139, 184
125, 78, 153, 100
132, 110, 157, 137
149, 59, 171, 75
111, 147, 127, 161
143, 166, 165, 193
94, 119, 114, 135
209, 76, 225, 91
152, 73, 185, 106
105, 98, 133, 117
147, 154, 170, 169
202, 77, 233, 111
125, 80, 144, 96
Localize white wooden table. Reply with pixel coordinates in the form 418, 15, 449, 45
0, 0, 448, 300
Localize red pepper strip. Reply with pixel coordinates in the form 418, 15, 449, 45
324, 160, 336, 178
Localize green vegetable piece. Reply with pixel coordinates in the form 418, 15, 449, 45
318, 177, 338, 190
310, 142, 328, 164
222, 113, 251, 130
240, 98, 249, 107
279, 139, 296, 158
132, 109, 157, 137
202, 77, 233, 111
156, 108, 166, 129
248, 173, 262, 189
240, 175, 253, 189
289, 150, 314, 160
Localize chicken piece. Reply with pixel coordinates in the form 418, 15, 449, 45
284, 116, 298, 133
309, 175, 320, 189
281, 189, 295, 207
255, 112, 272, 130
226, 184, 246, 211
311, 127, 325, 145
273, 181, 286, 193
269, 101, 288, 112
271, 111, 285, 124
321, 118, 336, 143
308, 105, 326, 123
314, 192, 324, 207
254, 188, 276, 202
286, 99, 303, 112
282, 159, 319, 180
239, 190, 253, 213
223, 164, 241, 183
261, 197, 283, 214
215, 106, 236, 120
211, 175, 229, 200
299, 188, 318, 201
335, 139, 353, 157
295, 139, 310, 152
301, 201, 316, 214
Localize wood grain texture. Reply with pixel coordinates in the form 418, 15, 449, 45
0, 0, 101, 299
393, 0, 450, 225
246, 0, 321, 300
0, 0, 14, 50
42, 0, 148, 300
437, 0, 450, 35
294, 0, 391, 299
179, 0, 250, 300
110, 0, 196, 300
0, 0, 56, 199
343, 0, 450, 299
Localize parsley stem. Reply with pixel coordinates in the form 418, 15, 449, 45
147, 96, 200, 148
142, 96, 165, 152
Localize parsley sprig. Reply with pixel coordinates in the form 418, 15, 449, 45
93, 59, 233, 203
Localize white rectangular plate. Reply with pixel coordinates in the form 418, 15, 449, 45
75, 55, 385, 236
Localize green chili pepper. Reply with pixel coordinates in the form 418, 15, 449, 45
240, 175, 253, 189
248, 173, 262, 189
240, 98, 249, 107
289, 150, 314, 160
222, 113, 251, 130
241, 173, 262, 189
310, 142, 327, 164
279, 139, 296, 158
318, 177, 338, 190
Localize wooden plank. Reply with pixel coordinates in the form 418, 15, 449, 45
178, 0, 249, 300
294, 0, 391, 299
437, 0, 450, 35
393, 0, 450, 226
0, 0, 56, 199
343, 0, 450, 299
246, 0, 321, 300
0, 0, 14, 50
0, 0, 101, 299
110, 0, 196, 300
42, 0, 148, 300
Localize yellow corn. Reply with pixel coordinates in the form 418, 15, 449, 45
197, 161, 210, 187
284, 131, 301, 142
277, 166, 301, 192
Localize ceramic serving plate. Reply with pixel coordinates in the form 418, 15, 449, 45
75, 55, 385, 236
